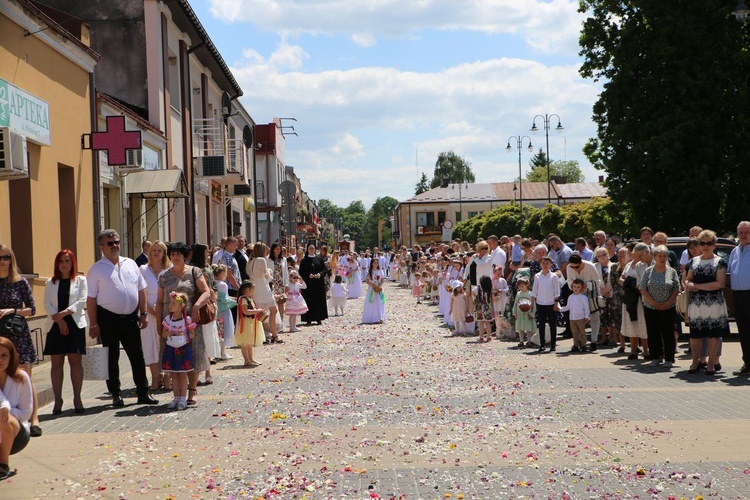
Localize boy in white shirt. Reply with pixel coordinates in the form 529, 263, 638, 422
560, 278, 591, 352
531, 256, 560, 353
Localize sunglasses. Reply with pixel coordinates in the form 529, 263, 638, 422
699, 241, 715, 246
0, 255, 11, 261
105, 240, 121, 247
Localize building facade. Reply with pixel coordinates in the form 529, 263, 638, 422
0, 0, 100, 308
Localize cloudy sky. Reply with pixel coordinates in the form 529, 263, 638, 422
194, 0, 602, 208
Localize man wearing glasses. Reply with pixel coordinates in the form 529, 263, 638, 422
730, 221, 750, 375
565, 253, 604, 351
86, 229, 157, 408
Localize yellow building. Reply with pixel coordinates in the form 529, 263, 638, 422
0, 0, 99, 325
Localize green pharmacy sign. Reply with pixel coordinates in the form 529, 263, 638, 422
0, 78, 51, 146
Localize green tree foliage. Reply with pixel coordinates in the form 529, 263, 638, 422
342, 212, 366, 245
318, 198, 343, 224
579, 0, 750, 234
451, 198, 629, 242
415, 172, 431, 195
526, 160, 585, 184
429, 151, 476, 188
346, 200, 367, 214
528, 148, 549, 170
363, 196, 399, 249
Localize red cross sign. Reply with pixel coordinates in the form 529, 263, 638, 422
90, 115, 141, 165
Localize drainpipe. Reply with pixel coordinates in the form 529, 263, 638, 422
89, 73, 101, 259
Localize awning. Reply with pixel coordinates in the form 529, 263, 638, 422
125, 169, 189, 199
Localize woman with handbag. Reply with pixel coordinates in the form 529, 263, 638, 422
43, 250, 88, 414
189, 243, 219, 385
156, 243, 211, 405
0, 245, 41, 437
640, 245, 681, 368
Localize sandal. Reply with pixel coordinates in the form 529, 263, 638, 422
198, 377, 214, 386
187, 387, 197, 406
271, 337, 284, 344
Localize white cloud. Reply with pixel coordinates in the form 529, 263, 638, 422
351, 33, 377, 48
232, 41, 601, 207
209, 0, 583, 56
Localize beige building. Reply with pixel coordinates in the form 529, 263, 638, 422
0, 0, 100, 324
395, 181, 606, 247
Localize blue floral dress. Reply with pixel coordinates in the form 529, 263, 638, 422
688, 256, 730, 338
161, 315, 197, 372
0, 277, 37, 364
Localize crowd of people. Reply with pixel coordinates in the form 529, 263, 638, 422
2, 221, 750, 480
387, 224, 749, 379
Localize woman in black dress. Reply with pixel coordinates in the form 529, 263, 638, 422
43, 250, 88, 414
299, 245, 329, 325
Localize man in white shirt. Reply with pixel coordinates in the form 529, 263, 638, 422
87, 229, 157, 408
487, 235, 507, 274
575, 237, 594, 262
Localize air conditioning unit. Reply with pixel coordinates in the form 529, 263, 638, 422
195, 155, 226, 178
0, 128, 29, 180
115, 149, 143, 171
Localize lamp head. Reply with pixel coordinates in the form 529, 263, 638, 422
527, 142, 534, 152
505, 143, 512, 152
530, 123, 539, 135
734, 0, 749, 21
555, 122, 564, 134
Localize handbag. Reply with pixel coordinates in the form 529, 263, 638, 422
587, 282, 606, 313
192, 267, 217, 325
82, 344, 110, 380
0, 314, 26, 337
465, 313, 475, 323
676, 290, 690, 322
166, 334, 188, 349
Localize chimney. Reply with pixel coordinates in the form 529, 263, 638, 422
598, 175, 605, 184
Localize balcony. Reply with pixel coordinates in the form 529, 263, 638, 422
192, 118, 250, 186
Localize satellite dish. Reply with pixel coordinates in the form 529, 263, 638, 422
221, 92, 232, 117
242, 125, 254, 148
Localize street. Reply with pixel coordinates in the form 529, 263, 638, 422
6, 281, 750, 499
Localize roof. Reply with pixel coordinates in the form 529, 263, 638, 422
555, 182, 607, 199
97, 92, 165, 137
402, 181, 588, 204
170, 0, 242, 98
21, 0, 101, 61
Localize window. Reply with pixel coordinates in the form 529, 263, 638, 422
417, 212, 434, 227
468, 211, 483, 219
437, 211, 446, 226
456, 212, 462, 223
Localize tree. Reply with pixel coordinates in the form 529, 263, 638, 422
579, 0, 750, 234
318, 198, 342, 223
429, 151, 476, 188
526, 160, 585, 184
528, 148, 549, 170
415, 173, 430, 195
345, 200, 367, 215
363, 196, 399, 249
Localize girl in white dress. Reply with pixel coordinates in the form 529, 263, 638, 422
284, 271, 308, 332
213, 265, 236, 356
362, 259, 386, 324
347, 256, 363, 299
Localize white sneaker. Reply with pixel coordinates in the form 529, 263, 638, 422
662, 361, 673, 368
167, 399, 179, 409
649, 359, 662, 367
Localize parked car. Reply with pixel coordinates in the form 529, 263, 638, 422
666, 236, 737, 319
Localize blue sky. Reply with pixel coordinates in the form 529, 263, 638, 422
193, 0, 601, 208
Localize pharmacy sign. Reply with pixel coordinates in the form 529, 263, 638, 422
0, 78, 51, 146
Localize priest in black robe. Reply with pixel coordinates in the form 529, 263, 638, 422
299, 244, 329, 325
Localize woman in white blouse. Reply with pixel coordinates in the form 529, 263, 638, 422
43, 250, 88, 415
247, 242, 282, 343
139, 241, 170, 391
0, 337, 33, 480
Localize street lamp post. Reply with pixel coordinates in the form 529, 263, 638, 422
733, 0, 749, 21
530, 114, 564, 204
506, 135, 534, 218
